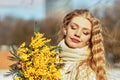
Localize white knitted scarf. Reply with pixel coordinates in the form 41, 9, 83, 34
58, 39, 90, 62
58, 39, 96, 80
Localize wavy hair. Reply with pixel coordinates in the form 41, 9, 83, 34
57, 9, 107, 80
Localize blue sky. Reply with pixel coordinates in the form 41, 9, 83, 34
0, 7, 45, 20
72, 0, 115, 9
0, 0, 115, 20
0, 0, 45, 20
72, 0, 100, 9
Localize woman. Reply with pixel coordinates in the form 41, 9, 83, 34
57, 9, 107, 80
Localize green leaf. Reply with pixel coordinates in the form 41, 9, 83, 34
9, 45, 20, 59
55, 46, 62, 53
34, 21, 39, 33
8, 56, 18, 61
4, 68, 17, 76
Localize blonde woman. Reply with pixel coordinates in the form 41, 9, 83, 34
57, 9, 107, 80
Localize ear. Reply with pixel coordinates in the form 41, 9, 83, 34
62, 26, 67, 35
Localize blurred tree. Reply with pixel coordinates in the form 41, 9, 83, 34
98, 0, 120, 64
11, 20, 34, 45
39, 17, 62, 45
87, 0, 120, 65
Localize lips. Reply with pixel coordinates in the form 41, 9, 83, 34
71, 38, 80, 43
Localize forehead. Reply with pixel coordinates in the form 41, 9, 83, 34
71, 16, 92, 30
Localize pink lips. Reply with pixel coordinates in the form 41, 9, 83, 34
71, 38, 80, 43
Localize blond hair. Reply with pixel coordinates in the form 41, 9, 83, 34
57, 9, 107, 80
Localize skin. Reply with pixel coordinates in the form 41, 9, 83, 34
63, 16, 92, 48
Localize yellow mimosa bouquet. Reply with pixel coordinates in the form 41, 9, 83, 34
6, 25, 61, 80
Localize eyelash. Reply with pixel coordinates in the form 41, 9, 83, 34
83, 32, 90, 35
70, 25, 77, 30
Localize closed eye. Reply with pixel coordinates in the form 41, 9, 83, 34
70, 23, 78, 30
83, 31, 90, 35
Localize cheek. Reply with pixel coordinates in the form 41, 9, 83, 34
83, 36, 91, 42
66, 29, 75, 37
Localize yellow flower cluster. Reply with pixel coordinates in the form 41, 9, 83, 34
14, 33, 60, 80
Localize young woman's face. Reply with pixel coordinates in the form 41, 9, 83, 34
63, 16, 92, 48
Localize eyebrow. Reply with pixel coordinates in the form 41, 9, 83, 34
70, 23, 79, 27
83, 28, 91, 31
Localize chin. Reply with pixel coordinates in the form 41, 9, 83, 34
65, 39, 80, 48
67, 43, 78, 48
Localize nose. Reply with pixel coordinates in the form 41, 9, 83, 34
75, 30, 81, 37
